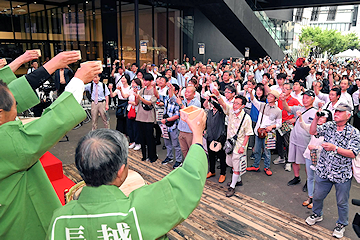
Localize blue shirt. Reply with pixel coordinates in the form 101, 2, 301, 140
178, 98, 201, 133
163, 95, 180, 132
177, 73, 186, 88
125, 69, 137, 80
85, 82, 110, 101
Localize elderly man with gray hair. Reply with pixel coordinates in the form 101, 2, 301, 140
305, 103, 360, 239
47, 109, 208, 240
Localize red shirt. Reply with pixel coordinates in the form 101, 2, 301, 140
277, 95, 301, 122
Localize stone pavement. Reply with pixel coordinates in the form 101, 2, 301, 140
50, 109, 360, 239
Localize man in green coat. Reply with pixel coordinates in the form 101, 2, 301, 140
0, 52, 102, 240
47, 109, 207, 240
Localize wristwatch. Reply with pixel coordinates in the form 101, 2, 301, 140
335, 146, 339, 153
165, 119, 168, 123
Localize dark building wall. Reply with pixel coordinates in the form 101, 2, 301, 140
192, 8, 243, 62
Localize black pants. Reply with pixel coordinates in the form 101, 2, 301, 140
276, 130, 290, 162
207, 141, 226, 175
154, 123, 162, 143
138, 121, 157, 161
116, 116, 127, 135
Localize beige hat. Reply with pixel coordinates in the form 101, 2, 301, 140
268, 90, 280, 99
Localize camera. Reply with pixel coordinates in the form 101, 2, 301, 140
316, 111, 326, 117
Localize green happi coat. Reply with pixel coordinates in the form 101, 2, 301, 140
47, 144, 207, 240
0, 66, 86, 240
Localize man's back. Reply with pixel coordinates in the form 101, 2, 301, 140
47, 144, 207, 240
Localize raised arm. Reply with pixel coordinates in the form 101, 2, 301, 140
8, 50, 39, 73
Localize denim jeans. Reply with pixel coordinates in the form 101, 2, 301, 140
253, 136, 271, 169
305, 158, 315, 197
313, 174, 352, 225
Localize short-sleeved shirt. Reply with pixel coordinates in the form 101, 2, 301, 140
224, 107, 254, 153
114, 86, 130, 100
251, 98, 282, 136
277, 95, 301, 122
178, 98, 201, 133
316, 122, 360, 183
163, 95, 180, 132
84, 82, 110, 101
135, 87, 157, 123
289, 106, 317, 148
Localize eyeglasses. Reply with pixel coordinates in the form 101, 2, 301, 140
224, 91, 233, 94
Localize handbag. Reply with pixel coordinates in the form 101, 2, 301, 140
116, 101, 128, 118
128, 105, 136, 119
210, 130, 227, 152
257, 104, 267, 139
223, 114, 246, 155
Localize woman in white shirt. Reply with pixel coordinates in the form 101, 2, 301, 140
127, 78, 142, 150
110, 74, 131, 136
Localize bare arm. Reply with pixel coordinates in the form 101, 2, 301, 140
309, 114, 319, 135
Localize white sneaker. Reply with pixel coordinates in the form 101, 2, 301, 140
273, 156, 285, 165
129, 142, 136, 149
134, 144, 141, 151
284, 163, 292, 172
333, 223, 345, 238
305, 213, 323, 226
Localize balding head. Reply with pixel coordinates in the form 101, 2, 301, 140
75, 129, 128, 187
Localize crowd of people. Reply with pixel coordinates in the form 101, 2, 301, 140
1, 51, 360, 239
103, 54, 360, 239
0, 50, 208, 240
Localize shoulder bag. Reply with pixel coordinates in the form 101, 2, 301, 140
257, 104, 267, 139
223, 113, 246, 155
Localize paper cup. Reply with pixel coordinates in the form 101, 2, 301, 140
33, 49, 41, 57
1, 58, 7, 65
180, 105, 202, 120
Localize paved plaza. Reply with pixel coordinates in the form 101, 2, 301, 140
50, 109, 360, 239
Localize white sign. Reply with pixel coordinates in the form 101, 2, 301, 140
140, 40, 148, 54
198, 43, 205, 55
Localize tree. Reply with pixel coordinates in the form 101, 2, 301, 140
299, 26, 360, 57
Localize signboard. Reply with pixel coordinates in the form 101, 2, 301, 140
198, 43, 205, 55
140, 40, 148, 54
245, 47, 250, 58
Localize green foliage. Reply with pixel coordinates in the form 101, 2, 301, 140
299, 26, 360, 56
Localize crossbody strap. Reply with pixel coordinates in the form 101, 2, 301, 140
258, 103, 267, 126
233, 113, 246, 140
